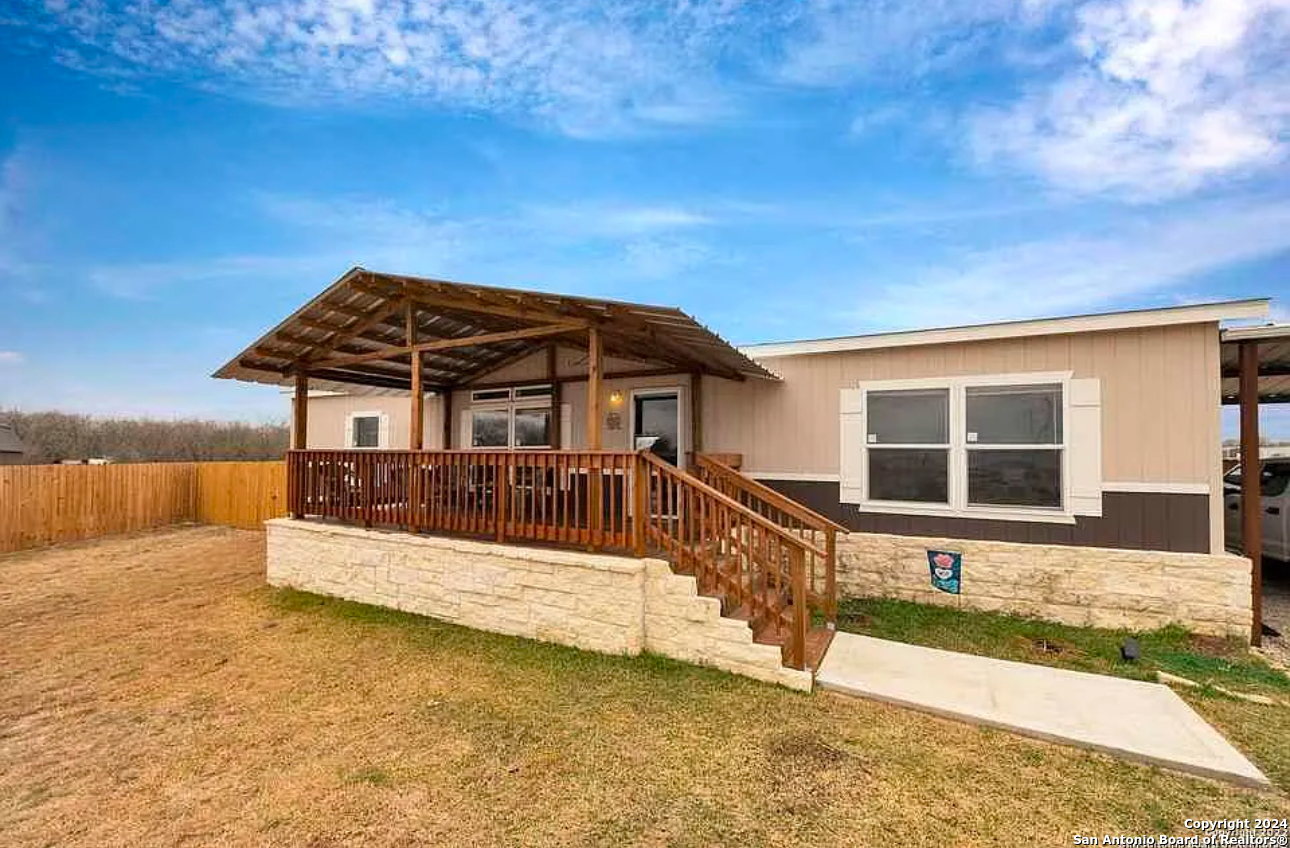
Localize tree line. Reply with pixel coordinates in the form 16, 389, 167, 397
2, 410, 289, 464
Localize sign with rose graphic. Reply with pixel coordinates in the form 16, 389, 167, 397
927, 550, 961, 594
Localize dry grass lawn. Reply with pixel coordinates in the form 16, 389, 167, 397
2, 526, 1287, 847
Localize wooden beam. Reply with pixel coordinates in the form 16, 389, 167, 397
292, 370, 309, 450
309, 322, 587, 371
586, 327, 603, 450
1222, 362, 1290, 378
442, 388, 453, 449
1239, 340, 1263, 647
690, 372, 702, 461
548, 344, 561, 449
467, 367, 680, 392
408, 303, 424, 450
586, 326, 603, 550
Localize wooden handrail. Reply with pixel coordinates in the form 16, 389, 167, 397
692, 452, 840, 625
692, 453, 847, 533
639, 452, 826, 558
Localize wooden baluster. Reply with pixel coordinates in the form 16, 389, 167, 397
632, 456, 645, 556
790, 546, 808, 670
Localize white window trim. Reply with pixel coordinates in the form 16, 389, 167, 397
346, 410, 389, 450
466, 390, 554, 450
850, 371, 1075, 525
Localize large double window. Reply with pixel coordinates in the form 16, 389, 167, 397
858, 379, 1066, 513
469, 385, 553, 449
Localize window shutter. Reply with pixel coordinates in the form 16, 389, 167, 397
1068, 378, 1102, 517
378, 413, 390, 449
839, 388, 865, 504
343, 413, 355, 448
560, 402, 572, 449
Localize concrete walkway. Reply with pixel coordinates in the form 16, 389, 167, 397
817, 633, 1269, 788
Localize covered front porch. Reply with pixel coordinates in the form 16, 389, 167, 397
216, 268, 841, 673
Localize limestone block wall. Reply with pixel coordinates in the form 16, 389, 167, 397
837, 533, 1252, 638
641, 560, 812, 691
265, 519, 811, 691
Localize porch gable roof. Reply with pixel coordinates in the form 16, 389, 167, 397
213, 267, 779, 392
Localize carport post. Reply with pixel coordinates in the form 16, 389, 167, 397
1239, 340, 1262, 647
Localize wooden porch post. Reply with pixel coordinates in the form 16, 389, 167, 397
408, 303, 424, 450
548, 343, 561, 449
586, 328, 602, 450
442, 389, 453, 450
290, 369, 308, 518
407, 304, 423, 532
292, 370, 309, 450
690, 372, 702, 467
1240, 340, 1263, 647
587, 327, 603, 548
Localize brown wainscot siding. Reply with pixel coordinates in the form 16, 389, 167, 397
759, 480, 1211, 554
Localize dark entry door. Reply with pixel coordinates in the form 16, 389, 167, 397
633, 392, 679, 466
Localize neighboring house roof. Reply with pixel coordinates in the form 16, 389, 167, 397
739, 299, 1269, 359
0, 423, 25, 454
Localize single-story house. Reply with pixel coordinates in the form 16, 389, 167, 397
216, 268, 1279, 688
0, 423, 26, 465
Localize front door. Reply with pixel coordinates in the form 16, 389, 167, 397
633, 391, 680, 466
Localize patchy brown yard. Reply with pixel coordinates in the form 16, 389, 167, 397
1, 527, 1287, 847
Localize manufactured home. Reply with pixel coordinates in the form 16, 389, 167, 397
216, 268, 1281, 687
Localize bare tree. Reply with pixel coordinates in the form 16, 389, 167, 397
1, 410, 289, 464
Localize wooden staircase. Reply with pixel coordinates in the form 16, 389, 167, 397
638, 452, 844, 672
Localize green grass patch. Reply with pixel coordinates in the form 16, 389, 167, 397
836, 597, 1289, 694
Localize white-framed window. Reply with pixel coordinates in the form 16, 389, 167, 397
840, 372, 1102, 523
344, 411, 389, 449
464, 385, 555, 449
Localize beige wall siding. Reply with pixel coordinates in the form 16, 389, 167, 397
703, 323, 1222, 487
301, 394, 444, 450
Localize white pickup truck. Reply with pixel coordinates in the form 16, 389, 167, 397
1224, 459, 1290, 561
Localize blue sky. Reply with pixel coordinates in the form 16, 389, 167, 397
0, 0, 1288, 433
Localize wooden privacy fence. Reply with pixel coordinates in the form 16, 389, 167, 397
0, 461, 287, 553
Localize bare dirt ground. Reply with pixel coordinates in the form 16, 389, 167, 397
1, 526, 1286, 848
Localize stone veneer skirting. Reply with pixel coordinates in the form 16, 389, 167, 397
265, 519, 811, 691
837, 533, 1252, 637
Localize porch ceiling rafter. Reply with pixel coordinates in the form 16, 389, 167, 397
308, 321, 588, 371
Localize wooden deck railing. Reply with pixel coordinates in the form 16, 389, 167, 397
286, 448, 832, 669
287, 450, 638, 549
691, 453, 844, 623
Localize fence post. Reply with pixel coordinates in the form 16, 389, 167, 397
632, 454, 646, 556
790, 547, 809, 671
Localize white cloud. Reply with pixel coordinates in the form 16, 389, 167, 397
853, 200, 1290, 328
972, 0, 1290, 199
20, 0, 752, 137
776, 0, 1059, 87
0, 351, 24, 365
518, 203, 714, 238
